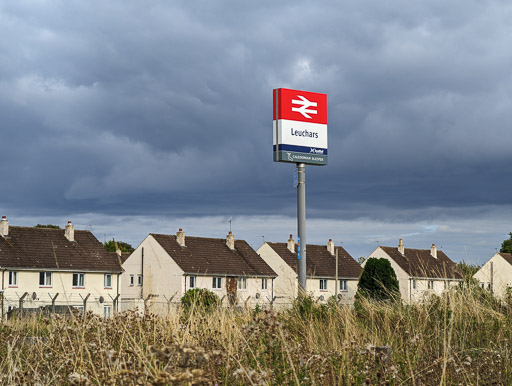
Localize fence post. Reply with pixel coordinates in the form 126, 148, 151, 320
112, 294, 120, 313
51, 293, 59, 314
83, 293, 90, 315
19, 292, 28, 318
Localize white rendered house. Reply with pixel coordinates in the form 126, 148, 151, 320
473, 252, 512, 298
121, 229, 276, 314
257, 235, 362, 306
366, 239, 462, 303
0, 217, 123, 318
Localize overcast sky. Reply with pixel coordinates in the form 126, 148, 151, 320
1, 1, 511, 265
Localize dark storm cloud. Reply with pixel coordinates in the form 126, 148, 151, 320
1, 0, 512, 222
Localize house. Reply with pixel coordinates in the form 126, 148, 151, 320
367, 239, 463, 303
120, 229, 277, 314
473, 252, 512, 298
256, 235, 362, 305
0, 216, 123, 318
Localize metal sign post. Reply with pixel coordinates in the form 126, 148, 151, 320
273, 88, 327, 297
297, 163, 306, 292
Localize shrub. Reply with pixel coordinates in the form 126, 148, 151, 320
180, 288, 220, 313
356, 258, 400, 302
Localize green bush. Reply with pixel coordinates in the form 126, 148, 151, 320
356, 258, 400, 302
181, 288, 220, 313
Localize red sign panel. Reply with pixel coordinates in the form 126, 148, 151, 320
273, 88, 327, 124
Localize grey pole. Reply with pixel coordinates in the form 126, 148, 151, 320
297, 163, 307, 293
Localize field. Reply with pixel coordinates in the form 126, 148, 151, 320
0, 284, 510, 385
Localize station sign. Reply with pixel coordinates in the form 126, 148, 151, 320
273, 88, 328, 165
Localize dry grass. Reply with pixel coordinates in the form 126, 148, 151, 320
1, 285, 511, 385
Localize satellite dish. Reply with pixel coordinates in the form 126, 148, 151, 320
99, 296, 105, 303
337, 293, 343, 300
319, 295, 324, 301
255, 293, 261, 299
32, 292, 37, 300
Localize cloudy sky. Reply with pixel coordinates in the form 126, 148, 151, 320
1, 1, 511, 264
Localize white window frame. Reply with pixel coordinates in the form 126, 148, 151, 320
412, 279, 417, 289
103, 305, 111, 318
39, 272, 52, 287
189, 276, 196, 289
339, 279, 347, 291
319, 279, 328, 291
138, 274, 143, 286
72, 273, 85, 288
212, 277, 222, 289
8, 271, 17, 287
428, 280, 434, 290
261, 278, 268, 290
129, 274, 134, 286
104, 273, 112, 289
237, 277, 247, 290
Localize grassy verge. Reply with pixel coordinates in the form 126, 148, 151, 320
0, 285, 511, 384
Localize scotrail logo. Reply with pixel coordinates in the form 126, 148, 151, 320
310, 148, 324, 155
291, 95, 318, 119
287, 152, 293, 161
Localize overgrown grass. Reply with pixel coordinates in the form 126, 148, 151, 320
1, 284, 511, 384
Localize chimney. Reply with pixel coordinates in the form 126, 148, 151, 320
327, 238, 335, 255
176, 228, 185, 247
226, 231, 235, 250
287, 234, 295, 253
398, 238, 405, 255
430, 243, 437, 259
65, 221, 74, 242
0, 216, 8, 237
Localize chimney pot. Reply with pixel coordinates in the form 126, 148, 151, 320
226, 231, 235, 250
176, 228, 186, 247
65, 221, 74, 242
430, 243, 438, 259
287, 234, 295, 253
0, 216, 8, 237
327, 239, 335, 255
398, 238, 405, 255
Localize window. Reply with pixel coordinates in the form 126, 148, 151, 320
428, 280, 434, 290
487, 283, 492, 290
412, 279, 417, 289
8, 271, 17, 287
104, 273, 112, 289
39, 272, 52, 287
339, 279, 347, 291
138, 274, 143, 286
262, 278, 268, 290
481, 282, 485, 289
238, 277, 247, 290
189, 276, 196, 288
212, 277, 222, 289
72, 273, 85, 288
129, 274, 134, 286
104, 305, 111, 318
320, 279, 328, 291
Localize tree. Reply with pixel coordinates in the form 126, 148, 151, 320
500, 233, 512, 254
356, 258, 400, 301
103, 238, 134, 253
35, 224, 61, 229
181, 288, 220, 313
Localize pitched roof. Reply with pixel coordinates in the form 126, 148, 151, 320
498, 252, 512, 265
380, 246, 462, 279
265, 242, 362, 279
0, 226, 122, 272
151, 234, 276, 277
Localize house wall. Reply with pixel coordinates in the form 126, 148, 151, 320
306, 278, 358, 304
367, 247, 460, 303
474, 253, 512, 298
121, 235, 183, 313
1, 270, 120, 317
257, 243, 359, 306
257, 243, 298, 306
122, 237, 274, 315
